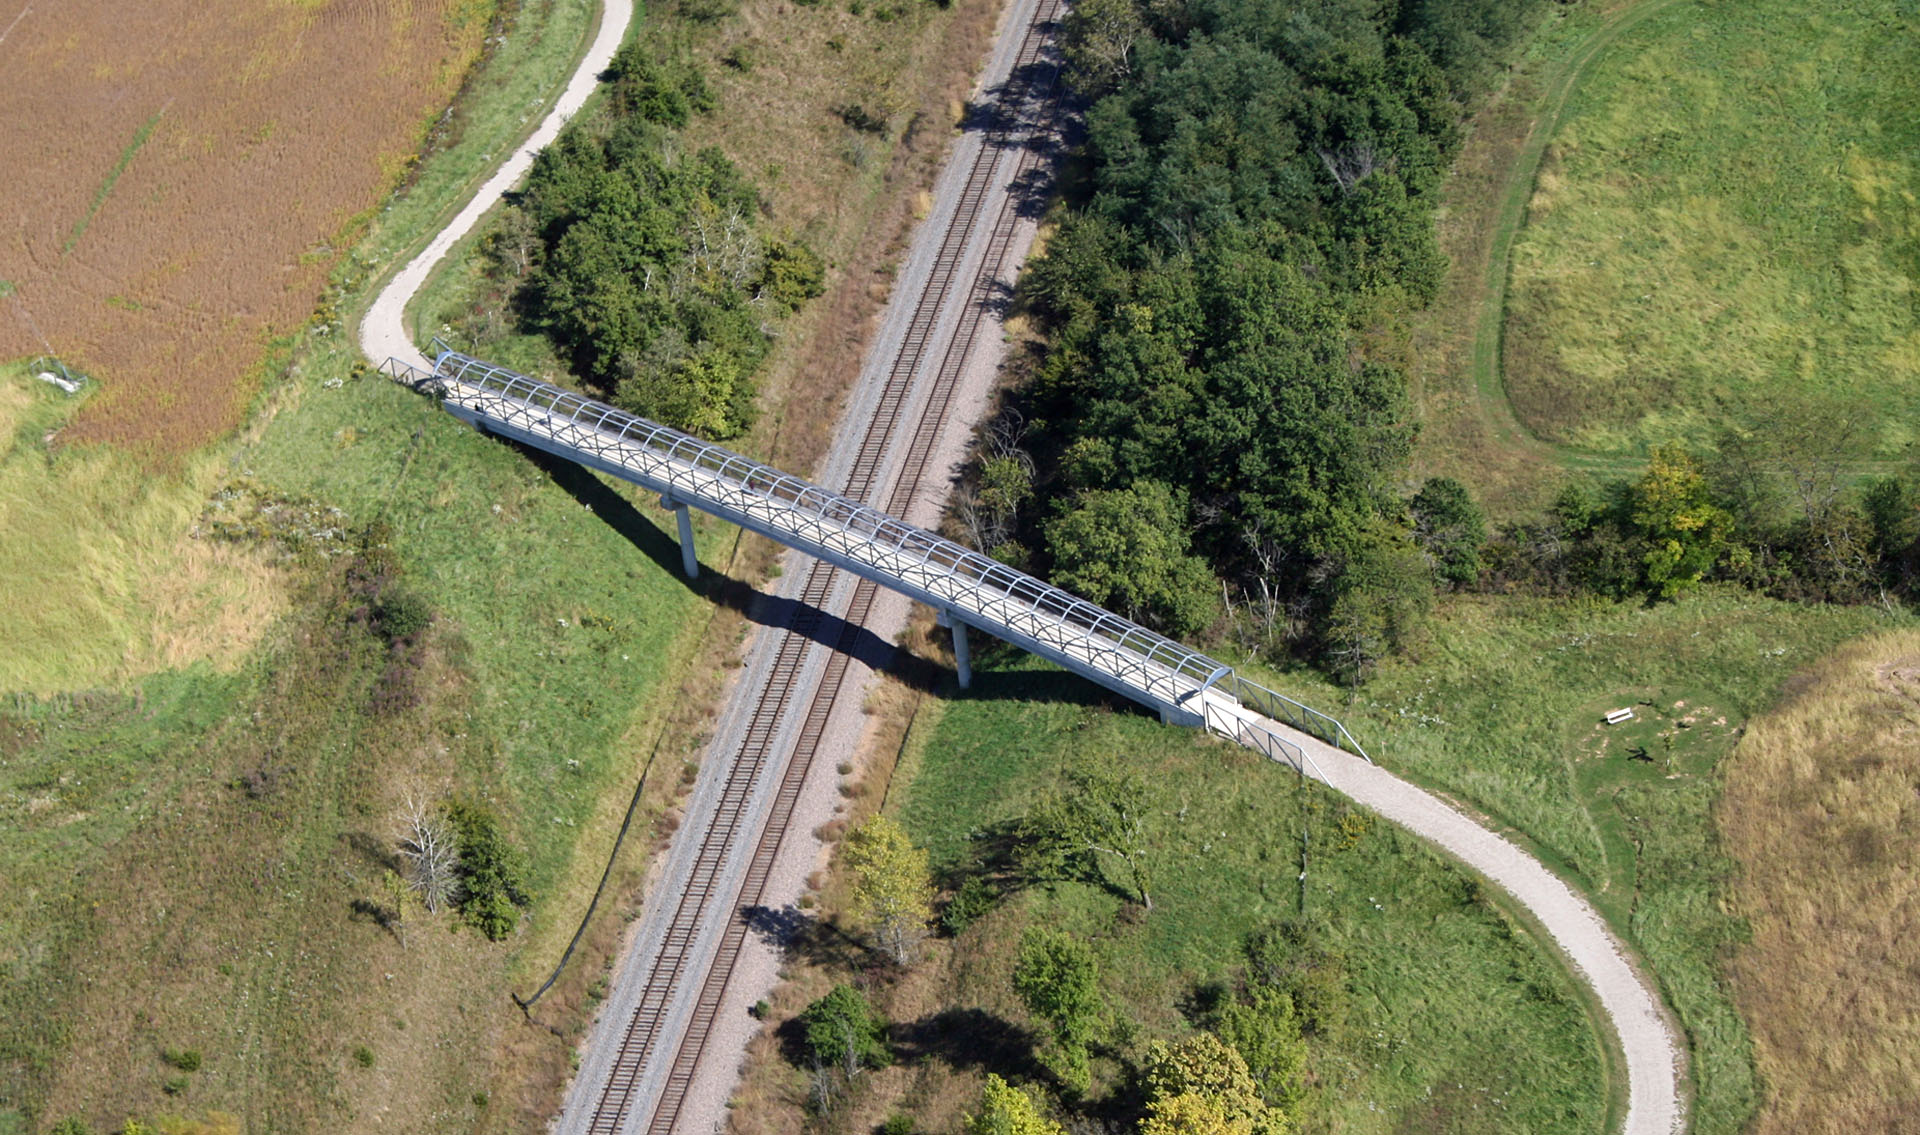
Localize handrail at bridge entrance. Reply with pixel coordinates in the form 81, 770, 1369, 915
413, 348, 1371, 763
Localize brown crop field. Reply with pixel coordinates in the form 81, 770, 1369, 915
0, 0, 489, 459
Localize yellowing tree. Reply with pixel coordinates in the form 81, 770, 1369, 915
965, 1073, 1065, 1135
1140, 1034, 1292, 1135
1632, 444, 1731, 598
843, 814, 935, 966
1140, 1092, 1250, 1135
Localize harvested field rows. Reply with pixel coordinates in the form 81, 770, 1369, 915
0, 0, 490, 458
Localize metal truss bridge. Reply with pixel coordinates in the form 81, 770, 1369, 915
392, 348, 1372, 774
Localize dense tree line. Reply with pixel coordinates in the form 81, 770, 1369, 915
976, 0, 1560, 673
1487, 406, 1920, 611
490, 44, 824, 437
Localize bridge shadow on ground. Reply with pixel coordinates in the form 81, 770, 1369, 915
507, 436, 1163, 717
514, 440, 919, 674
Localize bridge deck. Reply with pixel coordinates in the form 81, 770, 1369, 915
421, 349, 1368, 771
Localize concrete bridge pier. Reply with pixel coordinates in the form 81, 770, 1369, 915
935, 609, 972, 689
661, 494, 698, 579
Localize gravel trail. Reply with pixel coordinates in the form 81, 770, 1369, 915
1215, 702, 1686, 1134
358, 0, 634, 373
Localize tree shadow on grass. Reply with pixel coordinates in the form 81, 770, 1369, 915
337, 829, 398, 873
895, 1007, 1041, 1080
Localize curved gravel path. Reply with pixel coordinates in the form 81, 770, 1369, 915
353, 2, 1688, 1131
1220, 702, 1686, 1134
358, 0, 635, 373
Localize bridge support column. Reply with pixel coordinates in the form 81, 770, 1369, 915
661, 495, 698, 579
937, 610, 972, 689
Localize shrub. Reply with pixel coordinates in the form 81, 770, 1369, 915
798, 984, 891, 1074
353, 1045, 375, 1068
372, 589, 433, 643
51, 1118, 94, 1135
880, 1114, 915, 1135
942, 874, 996, 935
161, 1047, 203, 1072
447, 800, 531, 940
162, 1076, 189, 1096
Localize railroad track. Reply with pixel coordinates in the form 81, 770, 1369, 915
576, 1, 1067, 1130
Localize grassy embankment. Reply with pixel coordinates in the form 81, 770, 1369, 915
1720, 630, 1920, 1133
1504, 0, 1920, 459
731, 588, 1901, 1135
1245, 588, 1901, 1134
890, 658, 1610, 1135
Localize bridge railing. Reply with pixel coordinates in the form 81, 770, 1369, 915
428, 348, 1371, 763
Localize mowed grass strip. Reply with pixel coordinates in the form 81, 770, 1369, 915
1245, 588, 1900, 1133
64, 109, 163, 255
1503, 0, 1920, 456
891, 659, 1607, 1134
1720, 630, 1920, 1133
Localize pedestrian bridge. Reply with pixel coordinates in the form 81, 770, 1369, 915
389, 348, 1371, 776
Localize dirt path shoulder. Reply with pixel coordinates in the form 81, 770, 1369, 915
358, 0, 634, 374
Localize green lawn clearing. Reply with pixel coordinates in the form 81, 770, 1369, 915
890, 655, 1610, 1134
1503, 0, 1920, 457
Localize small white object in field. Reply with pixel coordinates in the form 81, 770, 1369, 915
1605, 707, 1635, 725
36, 371, 82, 395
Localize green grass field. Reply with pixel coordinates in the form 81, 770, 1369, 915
1246, 587, 1901, 1133
0, 344, 716, 1133
1503, 0, 1920, 457
889, 658, 1610, 1134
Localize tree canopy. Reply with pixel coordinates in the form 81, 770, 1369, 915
842, 814, 936, 966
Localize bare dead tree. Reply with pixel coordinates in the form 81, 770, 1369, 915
1317, 142, 1383, 194
397, 794, 460, 914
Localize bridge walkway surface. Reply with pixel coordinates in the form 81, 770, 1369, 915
381, 346, 1685, 1135
412, 348, 1369, 767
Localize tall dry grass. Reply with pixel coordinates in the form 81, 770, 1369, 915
0, 370, 284, 693
1720, 630, 1920, 1132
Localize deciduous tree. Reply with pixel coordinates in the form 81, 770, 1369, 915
1021, 764, 1157, 909
1632, 445, 1731, 599
1013, 928, 1102, 1092
1046, 481, 1220, 637
843, 814, 935, 966
965, 1074, 1065, 1135
1140, 1033, 1291, 1135
1409, 476, 1485, 587
799, 983, 891, 1079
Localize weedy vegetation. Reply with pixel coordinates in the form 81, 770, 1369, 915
1720, 630, 1920, 1134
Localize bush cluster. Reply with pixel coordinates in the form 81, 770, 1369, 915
497, 43, 824, 439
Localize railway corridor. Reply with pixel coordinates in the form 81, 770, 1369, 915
545, 0, 1072, 1129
